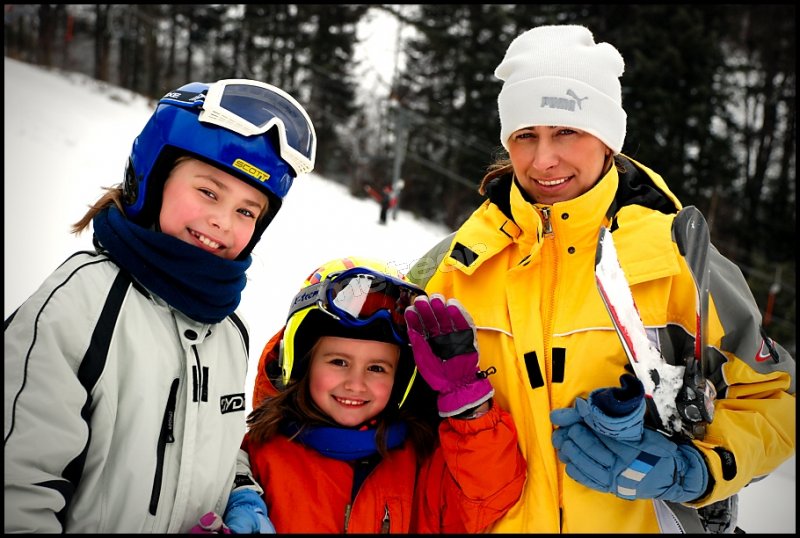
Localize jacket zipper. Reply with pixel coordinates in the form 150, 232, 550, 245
343, 502, 391, 533
149, 378, 179, 515
541, 206, 554, 237
540, 204, 563, 527
191, 347, 208, 402
343, 503, 352, 533
343, 456, 383, 533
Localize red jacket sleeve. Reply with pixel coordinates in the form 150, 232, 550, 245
252, 326, 285, 409
412, 403, 526, 532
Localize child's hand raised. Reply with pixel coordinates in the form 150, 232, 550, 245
404, 294, 494, 417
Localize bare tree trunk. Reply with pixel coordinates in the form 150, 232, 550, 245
167, 6, 178, 89
37, 4, 56, 67
184, 10, 195, 82
94, 5, 111, 82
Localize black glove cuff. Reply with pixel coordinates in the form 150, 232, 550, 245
592, 373, 645, 417
233, 473, 256, 489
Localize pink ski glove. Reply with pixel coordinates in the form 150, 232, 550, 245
404, 294, 494, 417
190, 512, 232, 534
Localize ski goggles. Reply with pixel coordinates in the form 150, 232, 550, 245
162, 79, 316, 175
281, 267, 425, 406
286, 267, 427, 345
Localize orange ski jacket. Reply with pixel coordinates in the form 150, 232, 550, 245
250, 329, 527, 533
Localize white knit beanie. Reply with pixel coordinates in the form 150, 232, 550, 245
495, 25, 627, 154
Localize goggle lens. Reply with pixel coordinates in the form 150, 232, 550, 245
216, 83, 316, 165
328, 273, 422, 341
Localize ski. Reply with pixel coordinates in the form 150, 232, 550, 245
671, 206, 716, 437
595, 226, 685, 436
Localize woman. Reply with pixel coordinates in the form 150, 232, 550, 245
409, 24, 795, 533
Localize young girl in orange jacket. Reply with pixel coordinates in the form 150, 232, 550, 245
240, 257, 526, 533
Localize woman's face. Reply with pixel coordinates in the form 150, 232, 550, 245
507, 126, 610, 205
159, 158, 268, 260
308, 336, 400, 427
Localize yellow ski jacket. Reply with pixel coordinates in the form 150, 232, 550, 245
410, 155, 795, 533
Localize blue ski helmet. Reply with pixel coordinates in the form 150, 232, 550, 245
123, 79, 317, 259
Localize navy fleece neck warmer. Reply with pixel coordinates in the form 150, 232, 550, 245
92, 206, 251, 324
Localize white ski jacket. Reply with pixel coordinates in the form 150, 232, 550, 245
4, 250, 257, 533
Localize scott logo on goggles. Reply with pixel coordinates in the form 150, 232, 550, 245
233, 158, 271, 183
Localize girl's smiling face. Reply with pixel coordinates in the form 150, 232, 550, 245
159, 158, 268, 260
308, 336, 399, 427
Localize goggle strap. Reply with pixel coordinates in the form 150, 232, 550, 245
286, 282, 325, 319
397, 368, 418, 409
281, 307, 315, 387
160, 90, 206, 107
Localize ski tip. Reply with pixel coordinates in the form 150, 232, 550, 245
595, 226, 611, 265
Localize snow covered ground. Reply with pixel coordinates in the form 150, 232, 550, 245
4, 56, 795, 533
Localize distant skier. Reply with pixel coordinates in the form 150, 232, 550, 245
365, 183, 396, 224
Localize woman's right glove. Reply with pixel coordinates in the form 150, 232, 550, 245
404, 294, 494, 417
551, 408, 709, 503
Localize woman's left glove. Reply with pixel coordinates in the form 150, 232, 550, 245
551, 409, 709, 503
223, 489, 276, 534
404, 294, 494, 417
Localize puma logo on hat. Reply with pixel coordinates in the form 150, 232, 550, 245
541, 89, 589, 112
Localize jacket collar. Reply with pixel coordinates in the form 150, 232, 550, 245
444, 154, 681, 275
509, 164, 620, 257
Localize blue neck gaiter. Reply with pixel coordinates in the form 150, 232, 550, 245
282, 421, 409, 461
92, 206, 251, 324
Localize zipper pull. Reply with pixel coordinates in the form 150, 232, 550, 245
381, 504, 390, 533
164, 378, 179, 443
344, 503, 352, 533
541, 206, 554, 237
165, 408, 175, 443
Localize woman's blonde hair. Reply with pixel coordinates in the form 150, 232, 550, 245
478, 159, 514, 196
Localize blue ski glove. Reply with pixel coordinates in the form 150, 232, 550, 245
551, 413, 709, 503
223, 488, 276, 534
553, 374, 646, 442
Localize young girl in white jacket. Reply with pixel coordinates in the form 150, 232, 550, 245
4, 79, 316, 533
